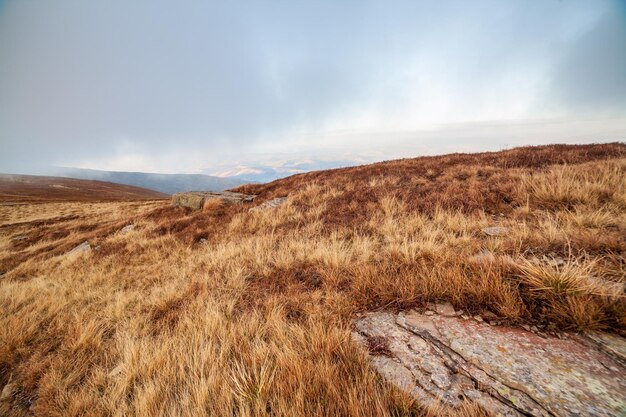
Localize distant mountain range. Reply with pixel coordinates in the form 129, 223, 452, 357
207, 159, 359, 183
45, 159, 359, 194
51, 167, 249, 195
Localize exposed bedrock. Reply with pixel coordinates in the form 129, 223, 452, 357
352, 311, 626, 416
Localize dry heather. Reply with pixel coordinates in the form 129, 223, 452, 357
0, 144, 625, 416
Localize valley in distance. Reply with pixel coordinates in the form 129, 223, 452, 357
0, 143, 625, 416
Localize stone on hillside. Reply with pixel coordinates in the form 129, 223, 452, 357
434, 302, 456, 317
585, 331, 626, 365
251, 196, 288, 211
482, 226, 509, 236
171, 191, 255, 210
120, 224, 136, 234
353, 311, 626, 416
482, 310, 498, 320
68, 241, 91, 255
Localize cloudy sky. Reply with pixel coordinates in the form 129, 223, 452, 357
1, 0, 625, 175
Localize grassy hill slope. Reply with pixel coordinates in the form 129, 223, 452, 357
0, 143, 624, 417
0, 174, 168, 203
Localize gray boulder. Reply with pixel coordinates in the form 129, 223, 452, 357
120, 224, 136, 234
171, 191, 255, 210
68, 241, 91, 255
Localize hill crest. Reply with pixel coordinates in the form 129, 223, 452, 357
0, 174, 168, 203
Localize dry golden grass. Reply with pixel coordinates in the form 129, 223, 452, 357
0, 144, 625, 416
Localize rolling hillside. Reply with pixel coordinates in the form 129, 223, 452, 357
52, 167, 249, 194
0, 143, 624, 416
0, 174, 168, 203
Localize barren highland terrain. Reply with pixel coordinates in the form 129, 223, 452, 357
0, 143, 625, 416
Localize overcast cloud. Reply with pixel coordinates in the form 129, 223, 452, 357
0, 0, 625, 174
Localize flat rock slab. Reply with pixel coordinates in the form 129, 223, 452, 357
171, 191, 255, 210
67, 241, 91, 255
119, 224, 136, 234
352, 311, 626, 416
251, 197, 288, 211
482, 226, 509, 236
434, 301, 456, 317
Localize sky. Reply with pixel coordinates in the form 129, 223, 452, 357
0, 0, 625, 176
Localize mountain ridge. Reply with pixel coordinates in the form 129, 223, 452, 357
50, 167, 250, 195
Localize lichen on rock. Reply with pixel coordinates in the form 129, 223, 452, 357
353, 311, 626, 416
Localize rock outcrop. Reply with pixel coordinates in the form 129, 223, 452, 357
119, 224, 136, 234
171, 191, 255, 210
352, 311, 626, 416
251, 196, 288, 211
67, 241, 91, 255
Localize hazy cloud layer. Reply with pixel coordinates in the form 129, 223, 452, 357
1, 0, 625, 174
